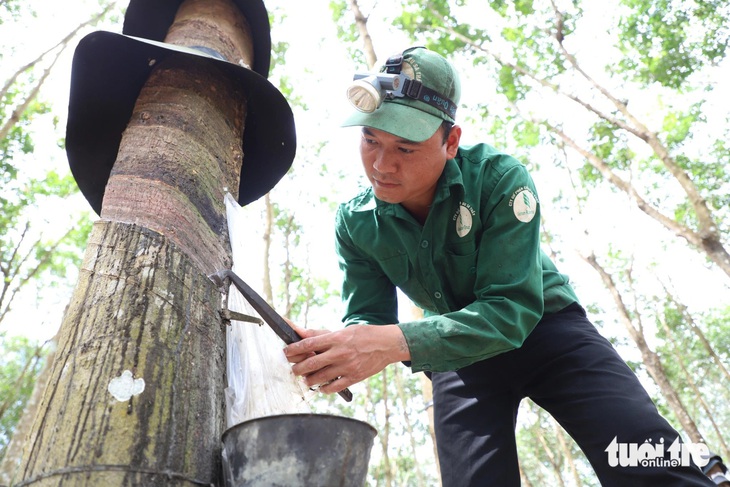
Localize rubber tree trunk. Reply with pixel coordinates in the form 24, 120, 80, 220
15, 222, 226, 486
13, 0, 256, 484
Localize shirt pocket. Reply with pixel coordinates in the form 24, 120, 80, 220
443, 248, 479, 307
379, 252, 435, 312
378, 252, 410, 286
446, 237, 478, 257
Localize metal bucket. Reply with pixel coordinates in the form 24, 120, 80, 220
221, 413, 378, 487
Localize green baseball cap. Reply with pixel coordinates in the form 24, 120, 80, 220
342, 46, 461, 142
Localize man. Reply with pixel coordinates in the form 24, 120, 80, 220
284, 46, 712, 486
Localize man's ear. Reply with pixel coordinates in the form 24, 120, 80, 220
446, 125, 462, 158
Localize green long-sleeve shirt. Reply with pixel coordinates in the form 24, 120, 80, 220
335, 143, 579, 372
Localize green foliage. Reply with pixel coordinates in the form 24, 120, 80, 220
617, 0, 730, 88
512, 119, 541, 147
661, 102, 704, 148
491, 0, 536, 17
364, 367, 438, 486
705, 137, 730, 218
0, 335, 49, 462
577, 121, 634, 186
497, 65, 523, 102
587, 121, 633, 170
668, 134, 730, 227
329, 0, 370, 67
1, 92, 50, 180
0, 0, 23, 26
0, 169, 92, 319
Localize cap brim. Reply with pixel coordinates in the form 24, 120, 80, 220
123, 0, 272, 78
66, 31, 296, 214
341, 101, 443, 142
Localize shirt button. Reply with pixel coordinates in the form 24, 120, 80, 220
434, 292, 442, 299
420, 240, 429, 248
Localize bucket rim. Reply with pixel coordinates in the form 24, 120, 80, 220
221, 413, 378, 442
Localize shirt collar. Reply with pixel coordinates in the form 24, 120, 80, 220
433, 157, 464, 204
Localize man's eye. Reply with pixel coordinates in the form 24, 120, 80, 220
398, 147, 414, 154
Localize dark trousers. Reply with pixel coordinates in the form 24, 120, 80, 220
431, 303, 713, 486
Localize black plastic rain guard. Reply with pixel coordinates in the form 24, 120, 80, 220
221, 413, 378, 486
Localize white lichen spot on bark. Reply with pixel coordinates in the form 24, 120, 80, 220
108, 370, 145, 401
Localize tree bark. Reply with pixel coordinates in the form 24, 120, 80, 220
14, 221, 226, 486
14, 0, 258, 484
347, 0, 378, 69
100, 0, 254, 272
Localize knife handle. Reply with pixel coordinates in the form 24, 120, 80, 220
338, 388, 353, 402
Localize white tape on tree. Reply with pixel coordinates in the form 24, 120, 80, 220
108, 370, 145, 402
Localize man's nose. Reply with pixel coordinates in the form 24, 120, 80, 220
373, 151, 397, 174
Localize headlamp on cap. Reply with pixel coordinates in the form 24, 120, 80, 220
347, 72, 411, 113
346, 50, 457, 119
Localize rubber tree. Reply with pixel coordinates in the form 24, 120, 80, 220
10, 0, 273, 484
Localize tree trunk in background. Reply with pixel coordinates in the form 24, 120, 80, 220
263, 194, 274, 303
420, 374, 440, 481
583, 253, 706, 444
380, 368, 394, 487
0, 338, 56, 484
409, 304, 440, 480
659, 315, 730, 459
14, 0, 256, 484
347, 0, 378, 69
668, 290, 730, 385
535, 416, 566, 487
554, 420, 581, 486
393, 366, 426, 487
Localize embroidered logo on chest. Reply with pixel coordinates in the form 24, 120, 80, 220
453, 202, 475, 237
509, 187, 538, 223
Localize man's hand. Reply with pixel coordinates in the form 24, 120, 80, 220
283, 324, 410, 394
284, 323, 328, 364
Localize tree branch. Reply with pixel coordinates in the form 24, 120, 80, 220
1, 2, 120, 138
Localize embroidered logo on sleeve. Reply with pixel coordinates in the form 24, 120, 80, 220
509, 187, 538, 223
453, 201, 475, 237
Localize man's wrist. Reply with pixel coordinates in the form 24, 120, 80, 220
386, 324, 411, 362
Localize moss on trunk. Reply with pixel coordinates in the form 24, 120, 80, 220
15, 221, 226, 486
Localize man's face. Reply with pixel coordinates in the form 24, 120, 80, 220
359, 125, 460, 220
